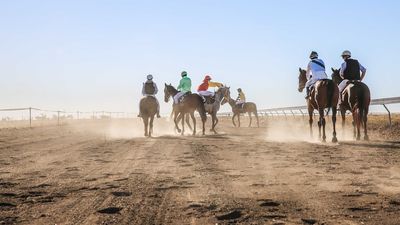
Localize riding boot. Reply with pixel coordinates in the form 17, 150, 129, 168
305, 88, 310, 99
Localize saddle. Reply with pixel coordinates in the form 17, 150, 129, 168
177, 92, 191, 103
202, 96, 216, 104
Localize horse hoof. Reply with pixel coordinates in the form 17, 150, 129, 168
322, 139, 326, 143
177, 129, 182, 133
332, 137, 338, 143
364, 135, 369, 141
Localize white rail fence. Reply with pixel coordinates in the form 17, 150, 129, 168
1, 97, 399, 128
219, 97, 400, 128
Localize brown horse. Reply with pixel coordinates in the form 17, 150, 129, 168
221, 88, 259, 127
139, 96, 158, 137
164, 84, 206, 135
298, 68, 339, 142
331, 68, 370, 140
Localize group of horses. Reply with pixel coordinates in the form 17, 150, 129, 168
139, 84, 259, 137
298, 68, 370, 142
140, 69, 370, 141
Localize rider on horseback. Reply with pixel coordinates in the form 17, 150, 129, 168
305, 51, 328, 98
139, 74, 161, 118
338, 50, 367, 95
236, 88, 246, 108
173, 71, 192, 104
197, 75, 223, 103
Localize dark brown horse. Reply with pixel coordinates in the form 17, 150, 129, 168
331, 68, 371, 140
164, 84, 206, 135
298, 68, 339, 142
139, 96, 158, 137
221, 88, 259, 127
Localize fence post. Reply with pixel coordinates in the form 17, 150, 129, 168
57, 111, 60, 126
29, 107, 32, 128
383, 104, 392, 128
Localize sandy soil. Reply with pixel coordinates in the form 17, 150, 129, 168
0, 117, 400, 225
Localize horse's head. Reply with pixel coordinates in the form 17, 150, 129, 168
164, 83, 176, 103
298, 67, 307, 92
221, 86, 231, 105
331, 68, 342, 85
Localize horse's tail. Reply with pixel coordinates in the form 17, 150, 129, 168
356, 83, 371, 127
327, 80, 335, 107
196, 95, 207, 122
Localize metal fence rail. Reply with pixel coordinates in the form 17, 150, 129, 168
255, 96, 400, 127
1, 97, 399, 128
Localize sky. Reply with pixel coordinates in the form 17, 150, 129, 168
1, 0, 400, 114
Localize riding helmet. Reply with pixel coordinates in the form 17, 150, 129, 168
204, 75, 212, 81
309, 51, 318, 59
147, 74, 153, 80
341, 50, 351, 57
237, 88, 242, 92
181, 71, 188, 77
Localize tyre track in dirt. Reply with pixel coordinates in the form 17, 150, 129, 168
1, 119, 400, 225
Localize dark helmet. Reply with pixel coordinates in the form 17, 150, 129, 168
309, 51, 318, 59
237, 88, 242, 92
181, 71, 188, 77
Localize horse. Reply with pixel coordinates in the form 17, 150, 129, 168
203, 86, 230, 133
221, 88, 259, 127
164, 84, 207, 135
331, 68, 370, 140
170, 106, 193, 132
298, 68, 339, 143
139, 96, 158, 137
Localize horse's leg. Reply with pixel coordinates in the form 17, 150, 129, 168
332, 106, 338, 143
363, 108, 369, 141
232, 113, 237, 127
174, 111, 181, 133
355, 109, 361, 140
238, 114, 241, 127
318, 109, 326, 142
341, 107, 346, 138
181, 111, 185, 136
143, 116, 149, 137
214, 114, 219, 133
149, 115, 154, 137
248, 112, 252, 127
186, 113, 193, 131
308, 109, 313, 138
255, 111, 260, 127
210, 113, 215, 132
190, 112, 196, 136
352, 110, 359, 140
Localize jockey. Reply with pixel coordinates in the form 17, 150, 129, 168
236, 88, 246, 107
305, 51, 328, 98
173, 71, 192, 104
139, 74, 161, 118
338, 50, 367, 93
197, 75, 223, 97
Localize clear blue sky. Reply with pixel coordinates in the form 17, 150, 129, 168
1, 0, 399, 113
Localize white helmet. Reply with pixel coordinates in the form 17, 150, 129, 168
341, 50, 351, 57
147, 74, 153, 80
309, 51, 318, 59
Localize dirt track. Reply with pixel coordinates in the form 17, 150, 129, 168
1, 118, 400, 225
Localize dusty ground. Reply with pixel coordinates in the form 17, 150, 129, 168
0, 117, 400, 225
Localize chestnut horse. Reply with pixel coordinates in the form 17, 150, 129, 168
331, 68, 370, 140
221, 87, 259, 127
139, 96, 158, 137
164, 84, 206, 135
298, 68, 339, 142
